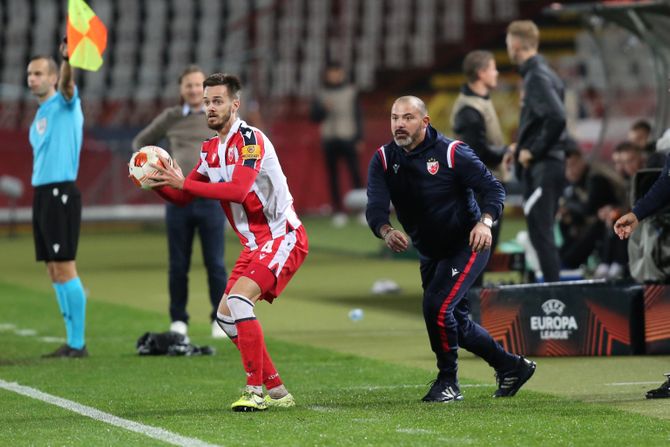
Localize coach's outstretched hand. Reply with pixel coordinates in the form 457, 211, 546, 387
614, 212, 639, 240
148, 156, 185, 190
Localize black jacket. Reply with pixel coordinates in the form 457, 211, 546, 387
366, 125, 505, 259
516, 55, 567, 171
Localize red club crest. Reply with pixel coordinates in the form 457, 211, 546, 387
207, 150, 220, 167
427, 158, 439, 175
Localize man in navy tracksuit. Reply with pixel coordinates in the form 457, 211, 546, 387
614, 153, 670, 399
366, 96, 535, 402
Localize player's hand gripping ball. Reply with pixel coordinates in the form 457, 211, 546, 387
128, 146, 173, 189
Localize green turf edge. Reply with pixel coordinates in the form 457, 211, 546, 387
2, 281, 670, 447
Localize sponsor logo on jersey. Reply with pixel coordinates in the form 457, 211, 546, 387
393, 163, 400, 173
242, 144, 261, 160
451, 268, 459, 277
427, 158, 439, 175
530, 299, 578, 340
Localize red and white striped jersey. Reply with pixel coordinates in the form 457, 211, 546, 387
196, 118, 302, 250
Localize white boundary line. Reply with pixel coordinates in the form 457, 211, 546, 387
0, 379, 222, 447
342, 383, 491, 391
605, 381, 661, 386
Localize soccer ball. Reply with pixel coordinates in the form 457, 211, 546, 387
128, 146, 173, 190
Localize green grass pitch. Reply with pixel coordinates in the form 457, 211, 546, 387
0, 216, 669, 446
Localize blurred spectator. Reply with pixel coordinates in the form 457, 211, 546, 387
310, 63, 364, 227
450, 49, 513, 284
588, 141, 646, 278
614, 141, 646, 180
507, 20, 568, 282
581, 86, 605, 119
558, 145, 627, 277
612, 146, 627, 178
627, 119, 654, 153
132, 65, 227, 339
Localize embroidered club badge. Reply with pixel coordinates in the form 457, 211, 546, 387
427, 158, 439, 175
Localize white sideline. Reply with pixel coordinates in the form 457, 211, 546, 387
0, 379, 222, 447
343, 383, 490, 391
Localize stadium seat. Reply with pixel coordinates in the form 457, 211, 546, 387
31, 2, 58, 56
109, 65, 135, 98
82, 66, 109, 99
1, 65, 25, 89
442, 0, 466, 42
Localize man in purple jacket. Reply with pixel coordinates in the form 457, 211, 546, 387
366, 95, 536, 403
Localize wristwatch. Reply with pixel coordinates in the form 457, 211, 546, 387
479, 216, 493, 228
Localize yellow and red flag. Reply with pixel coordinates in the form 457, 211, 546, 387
67, 0, 107, 71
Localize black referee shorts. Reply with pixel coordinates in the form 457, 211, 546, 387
32, 181, 82, 262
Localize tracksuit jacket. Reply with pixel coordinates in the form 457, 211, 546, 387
366, 125, 505, 259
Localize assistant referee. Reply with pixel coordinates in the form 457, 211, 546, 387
27, 40, 88, 358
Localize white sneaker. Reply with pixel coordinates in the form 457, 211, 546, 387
607, 262, 623, 279
332, 213, 348, 228
593, 263, 610, 279
170, 320, 188, 336
371, 279, 401, 295
211, 320, 228, 339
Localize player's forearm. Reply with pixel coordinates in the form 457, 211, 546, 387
183, 179, 248, 203
183, 166, 256, 203
154, 167, 205, 206
632, 177, 670, 221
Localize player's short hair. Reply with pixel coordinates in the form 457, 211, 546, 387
507, 20, 540, 50
29, 55, 58, 75
463, 50, 494, 83
631, 119, 651, 134
394, 96, 427, 117
178, 65, 204, 84
203, 73, 242, 99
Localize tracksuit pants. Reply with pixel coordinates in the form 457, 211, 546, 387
420, 246, 519, 383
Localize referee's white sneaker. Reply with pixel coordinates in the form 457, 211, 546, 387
169, 320, 188, 336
